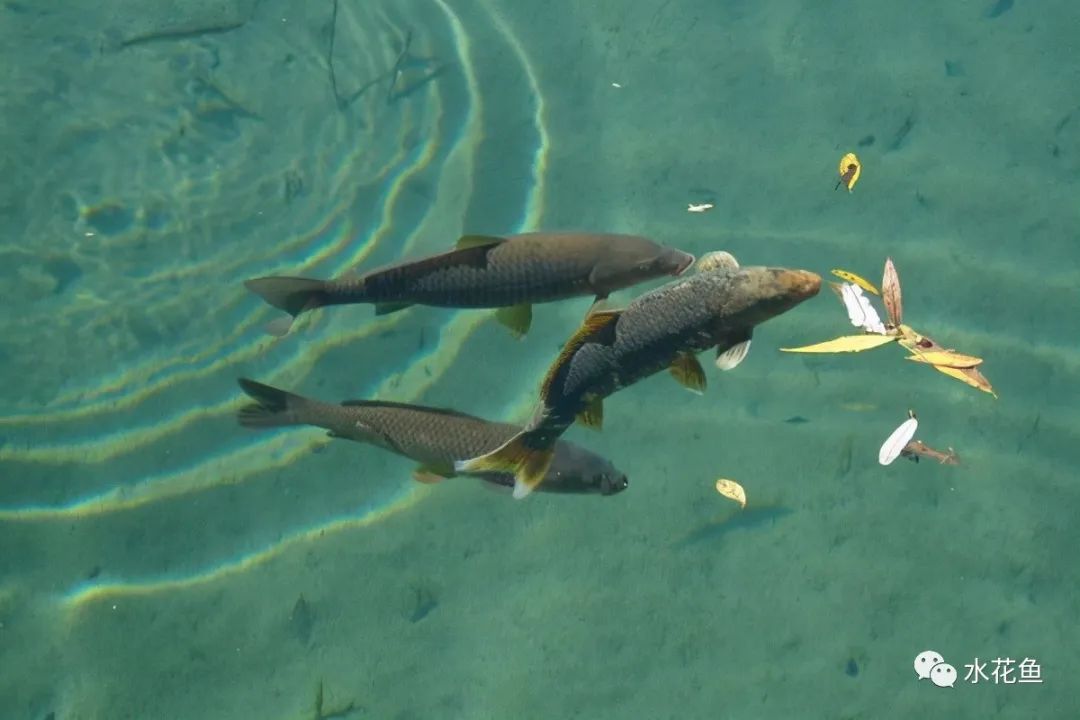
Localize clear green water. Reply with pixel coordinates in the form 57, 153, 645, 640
1, 0, 1077, 717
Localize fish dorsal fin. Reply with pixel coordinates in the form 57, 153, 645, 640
669, 352, 707, 394
495, 303, 532, 338
575, 394, 604, 430
540, 310, 621, 400
455, 234, 505, 250
339, 399, 481, 420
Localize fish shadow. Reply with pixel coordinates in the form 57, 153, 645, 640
671, 504, 794, 550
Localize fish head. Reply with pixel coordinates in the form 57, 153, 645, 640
589, 238, 696, 294
544, 441, 629, 496
707, 266, 821, 330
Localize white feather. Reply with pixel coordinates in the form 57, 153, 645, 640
840, 283, 886, 335
879, 417, 919, 465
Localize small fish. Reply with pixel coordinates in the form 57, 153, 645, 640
235, 378, 628, 496
454, 255, 821, 498
835, 152, 861, 192
901, 440, 960, 465
245, 232, 695, 338
687, 203, 714, 213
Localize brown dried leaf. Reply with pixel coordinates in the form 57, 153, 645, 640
882, 257, 903, 327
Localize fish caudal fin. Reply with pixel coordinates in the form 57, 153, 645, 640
453, 432, 555, 500
244, 277, 329, 335
236, 378, 307, 428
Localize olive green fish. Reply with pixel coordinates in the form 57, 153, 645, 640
236, 378, 628, 496
245, 232, 695, 337
454, 252, 822, 498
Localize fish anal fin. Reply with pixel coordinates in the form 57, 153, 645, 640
540, 310, 621, 400
455, 234, 505, 250
413, 463, 455, 484
495, 303, 532, 338
575, 395, 604, 430
374, 301, 414, 316
265, 315, 295, 337
670, 352, 707, 394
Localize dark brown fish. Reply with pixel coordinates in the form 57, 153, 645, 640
235, 378, 628, 495
455, 254, 821, 498
245, 232, 695, 337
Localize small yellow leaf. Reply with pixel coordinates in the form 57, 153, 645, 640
714, 478, 747, 509
836, 152, 861, 192
906, 350, 983, 368
830, 269, 880, 295
781, 334, 896, 353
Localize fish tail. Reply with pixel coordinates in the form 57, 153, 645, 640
244, 277, 332, 335
236, 378, 310, 428
453, 430, 555, 500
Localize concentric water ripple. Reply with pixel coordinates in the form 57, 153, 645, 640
0, 0, 549, 601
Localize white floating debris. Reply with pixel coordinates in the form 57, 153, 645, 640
714, 478, 747, 508
879, 411, 918, 466
688, 203, 714, 213
840, 283, 887, 335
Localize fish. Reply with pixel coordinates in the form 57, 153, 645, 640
454, 253, 821, 498
235, 378, 628, 496
245, 232, 695, 338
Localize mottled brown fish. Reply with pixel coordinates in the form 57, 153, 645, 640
235, 378, 628, 496
245, 232, 695, 337
455, 252, 821, 498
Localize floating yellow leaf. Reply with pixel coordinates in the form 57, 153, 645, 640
836, 152, 861, 192
933, 364, 997, 398
714, 478, 747, 508
781, 334, 896, 353
906, 350, 983, 368
882, 257, 903, 327
830, 269, 880, 295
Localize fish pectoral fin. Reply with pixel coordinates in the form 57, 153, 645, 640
374, 301, 415, 316
586, 297, 619, 315
575, 395, 604, 430
455, 234, 505, 250
453, 434, 555, 500
412, 463, 455, 484
494, 303, 532, 338
715, 333, 753, 371
670, 352, 707, 394
265, 315, 296, 337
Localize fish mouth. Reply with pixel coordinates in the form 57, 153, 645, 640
783, 269, 822, 300
673, 251, 696, 276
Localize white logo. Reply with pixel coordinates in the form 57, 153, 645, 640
914, 650, 956, 688
915, 651, 1043, 688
